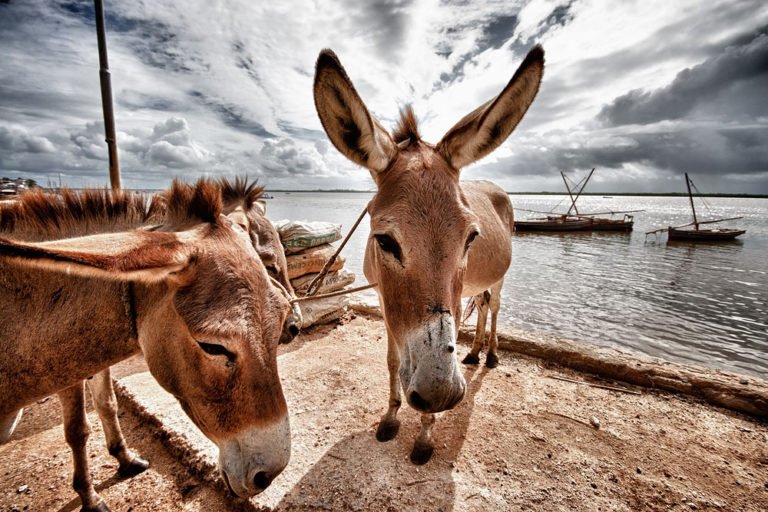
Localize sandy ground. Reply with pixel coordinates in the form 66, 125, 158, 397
1, 313, 767, 511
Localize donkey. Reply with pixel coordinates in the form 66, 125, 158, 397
217, 177, 302, 343
0, 177, 300, 501
0, 179, 293, 511
314, 46, 544, 464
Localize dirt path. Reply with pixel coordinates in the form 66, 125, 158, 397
2, 314, 767, 511
0, 366, 239, 511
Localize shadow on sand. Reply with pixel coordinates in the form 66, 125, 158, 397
275, 364, 491, 511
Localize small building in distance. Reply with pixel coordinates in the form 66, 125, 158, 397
0, 177, 36, 197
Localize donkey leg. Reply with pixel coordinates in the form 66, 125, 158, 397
410, 413, 436, 465
0, 409, 23, 444
485, 280, 504, 368
462, 291, 490, 365
376, 336, 402, 442
59, 381, 111, 512
87, 369, 149, 477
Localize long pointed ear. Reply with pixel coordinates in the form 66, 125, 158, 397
0, 231, 195, 284
314, 49, 397, 182
254, 199, 267, 215
437, 45, 544, 170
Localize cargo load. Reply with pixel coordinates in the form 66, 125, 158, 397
299, 295, 350, 327
285, 243, 345, 280
274, 219, 342, 254
291, 268, 356, 296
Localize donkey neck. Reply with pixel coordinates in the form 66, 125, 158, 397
0, 263, 140, 413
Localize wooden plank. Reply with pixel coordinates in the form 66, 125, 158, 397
457, 325, 768, 418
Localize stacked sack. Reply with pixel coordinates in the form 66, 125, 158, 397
274, 219, 356, 327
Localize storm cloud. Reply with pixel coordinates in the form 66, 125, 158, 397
0, 0, 766, 192
599, 29, 768, 126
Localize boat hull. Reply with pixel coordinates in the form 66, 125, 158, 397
591, 219, 634, 231
514, 219, 593, 232
668, 228, 745, 241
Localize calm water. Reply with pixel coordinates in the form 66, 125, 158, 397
266, 192, 768, 378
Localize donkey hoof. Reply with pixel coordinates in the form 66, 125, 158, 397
81, 500, 112, 512
462, 353, 480, 365
485, 352, 499, 368
409, 441, 434, 465
118, 456, 149, 478
376, 419, 400, 442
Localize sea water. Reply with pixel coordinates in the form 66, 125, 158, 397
266, 192, 768, 378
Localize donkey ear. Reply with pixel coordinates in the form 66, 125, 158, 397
254, 200, 267, 215
437, 45, 544, 170
314, 49, 397, 181
0, 231, 194, 284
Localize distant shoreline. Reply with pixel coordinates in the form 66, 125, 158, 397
30, 188, 768, 199
265, 190, 768, 199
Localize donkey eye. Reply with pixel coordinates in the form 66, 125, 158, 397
465, 230, 479, 252
374, 234, 402, 262
196, 340, 236, 366
265, 265, 278, 277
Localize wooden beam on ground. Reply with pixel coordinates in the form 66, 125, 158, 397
456, 324, 768, 418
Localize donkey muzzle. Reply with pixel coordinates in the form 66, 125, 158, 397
401, 313, 466, 413
279, 304, 302, 344
218, 414, 291, 497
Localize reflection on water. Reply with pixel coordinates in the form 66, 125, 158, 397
266, 192, 768, 378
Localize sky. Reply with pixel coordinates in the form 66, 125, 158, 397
0, 0, 766, 193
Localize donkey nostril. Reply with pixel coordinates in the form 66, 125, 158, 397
253, 471, 271, 491
409, 391, 431, 411
446, 345, 455, 353
288, 324, 300, 337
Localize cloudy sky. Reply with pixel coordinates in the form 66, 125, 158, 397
1, 0, 766, 193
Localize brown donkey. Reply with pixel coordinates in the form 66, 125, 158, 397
0, 180, 293, 510
217, 177, 302, 343
314, 46, 544, 464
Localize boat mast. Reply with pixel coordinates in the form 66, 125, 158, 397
685, 172, 698, 230
562, 171, 579, 215
566, 168, 594, 216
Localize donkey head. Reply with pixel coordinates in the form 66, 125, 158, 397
314, 47, 544, 413
0, 180, 293, 497
219, 177, 302, 343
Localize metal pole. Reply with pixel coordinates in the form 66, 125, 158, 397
94, 0, 121, 190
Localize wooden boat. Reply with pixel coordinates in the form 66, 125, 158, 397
590, 215, 634, 232
514, 169, 642, 233
668, 227, 745, 241
646, 173, 745, 242
514, 216, 593, 232
561, 170, 641, 232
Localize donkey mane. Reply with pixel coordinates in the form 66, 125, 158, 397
218, 176, 265, 210
0, 178, 223, 241
392, 105, 421, 146
0, 188, 152, 241
161, 178, 223, 225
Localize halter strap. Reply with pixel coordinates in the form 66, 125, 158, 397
120, 281, 138, 338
